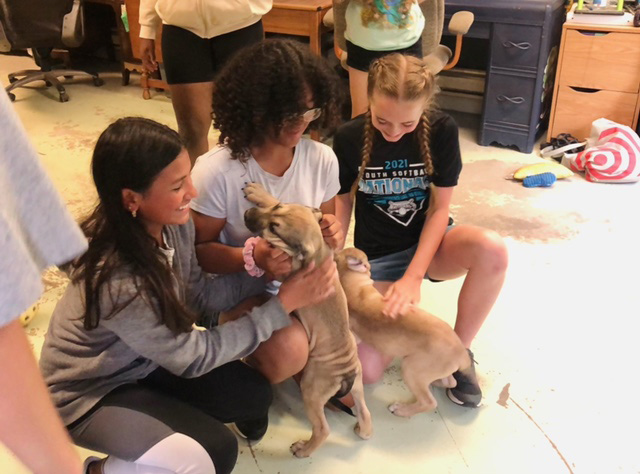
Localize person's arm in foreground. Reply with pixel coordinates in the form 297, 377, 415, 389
0, 320, 82, 474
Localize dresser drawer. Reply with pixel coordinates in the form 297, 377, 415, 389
550, 85, 638, 139
559, 29, 640, 93
491, 24, 542, 70
484, 75, 536, 126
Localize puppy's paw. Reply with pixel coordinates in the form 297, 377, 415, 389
388, 402, 412, 418
290, 440, 311, 458
243, 182, 279, 207
354, 422, 372, 440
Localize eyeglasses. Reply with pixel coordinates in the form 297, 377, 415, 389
288, 107, 322, 124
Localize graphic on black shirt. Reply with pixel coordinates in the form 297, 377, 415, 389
334, 112, 462, 260
360, 162, 429, 226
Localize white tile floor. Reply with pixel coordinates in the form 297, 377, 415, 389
1, 53, 639, 474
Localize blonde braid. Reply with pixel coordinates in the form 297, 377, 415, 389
351, 110, 375, 197
418, 110, 434, 176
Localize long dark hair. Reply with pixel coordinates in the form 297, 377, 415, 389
71, 117, 196, 334
212, 38, 344, 161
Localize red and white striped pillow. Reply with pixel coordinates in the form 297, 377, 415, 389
568, 119, 640, 183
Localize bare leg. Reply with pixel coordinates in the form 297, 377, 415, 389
426, 225, 508, 348
247, 320, 309, 384
348, 67, 369, 118
168, 81, 214, 166
219, 295, 309, 384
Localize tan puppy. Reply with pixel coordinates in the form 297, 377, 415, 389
243, 183, 372, 458
335, 247, 472, 418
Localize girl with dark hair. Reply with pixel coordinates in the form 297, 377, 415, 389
39, 117, 337, 474
334, 54, 508, 409
190, 39, 345, 385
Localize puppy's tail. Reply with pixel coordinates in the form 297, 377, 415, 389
334, 371, 356, 399
327, 396, 355, 417
327, 371, 357, 417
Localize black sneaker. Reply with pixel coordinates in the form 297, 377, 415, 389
447, 349, 482, 408
233, 415, 269, 443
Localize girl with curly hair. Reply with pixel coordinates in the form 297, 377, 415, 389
334, 54, 508, 408
190, 39, 345, 384
39, 117, 337, 473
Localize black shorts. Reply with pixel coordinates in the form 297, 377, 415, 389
161, 20, 264, 84
346, 38, 423, 72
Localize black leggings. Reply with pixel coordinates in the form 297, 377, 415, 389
68, 361, 271, 474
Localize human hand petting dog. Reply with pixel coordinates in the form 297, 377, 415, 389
278, 256, 337, 314
320, 214, 343, 250
254, 237, 292, 280
382, 274, 422, 318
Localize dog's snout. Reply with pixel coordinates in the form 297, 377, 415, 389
244, 208, 261, 233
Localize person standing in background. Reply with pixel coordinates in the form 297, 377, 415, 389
0, 84, 86, 474
138, 0, 272, 165
337, 0, 426, 118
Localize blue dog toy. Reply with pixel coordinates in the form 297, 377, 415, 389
523, 172, 557, 188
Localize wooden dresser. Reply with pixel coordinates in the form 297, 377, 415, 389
547, 22, 640, 141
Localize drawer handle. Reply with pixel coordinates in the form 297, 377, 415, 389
503, 41, 531, 50
497, 95, 525, 104
577, 30, 610, 37
569, 86, 601, 94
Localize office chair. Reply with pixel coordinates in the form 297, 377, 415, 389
0, 0, 103, 102
324, 0, 474, 75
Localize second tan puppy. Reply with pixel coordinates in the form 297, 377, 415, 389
335, 247, 472, 417
243, 183, 372, 458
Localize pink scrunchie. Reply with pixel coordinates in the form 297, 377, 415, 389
242, 237, 265, 277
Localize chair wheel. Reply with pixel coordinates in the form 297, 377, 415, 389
7, 91, 15, 101
59, 92, 69, 102
93, 77, 104, 87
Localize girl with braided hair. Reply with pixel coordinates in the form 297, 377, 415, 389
334, 54, 508, 408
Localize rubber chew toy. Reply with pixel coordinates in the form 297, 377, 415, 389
513, 162, 573, 180
523, 172, 556, 188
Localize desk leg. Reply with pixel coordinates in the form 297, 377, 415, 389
309, 12, 322, 56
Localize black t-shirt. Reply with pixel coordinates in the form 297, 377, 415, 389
334, 111, 462, 260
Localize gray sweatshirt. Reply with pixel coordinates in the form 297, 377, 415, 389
39, 220, 290, 425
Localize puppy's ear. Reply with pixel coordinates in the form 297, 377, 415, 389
346, 256, 368, 273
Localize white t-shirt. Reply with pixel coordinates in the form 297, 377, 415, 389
0, 83, 88, 327
190, 138, 340, 247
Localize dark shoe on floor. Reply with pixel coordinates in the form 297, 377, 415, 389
83, 456, 107, 474
233, 415, 269, 442
447, 349, 482, 408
